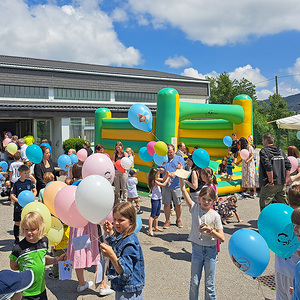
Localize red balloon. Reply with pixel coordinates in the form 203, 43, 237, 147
115, 160, 126, 173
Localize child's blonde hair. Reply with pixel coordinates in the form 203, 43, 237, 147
20, 211, 46, 240
147, 168, 158, 191
201, 167, 218, 185
43, 172, 54, 185
113, 202, 136, 238
126, 148, 134, 157
227, 151, 234, 158
68, 148, 76, 155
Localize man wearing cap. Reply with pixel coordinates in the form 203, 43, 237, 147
161, 144, 185, 229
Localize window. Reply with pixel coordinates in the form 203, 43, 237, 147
115, 91, 156, 103
54, 88, 110, 101
0, 85, 48, 99
70, 118, 95, 145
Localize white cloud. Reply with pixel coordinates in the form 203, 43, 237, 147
288, 57, 300, 84
0, 0, 141, 66
111, 7, 128, 22
165, 55, 190, 69
256, 89, 273, 100
128, 0, 300, 46
181, 68, 205, 79
229, 65, 268, 88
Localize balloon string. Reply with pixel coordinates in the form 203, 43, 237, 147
150, 131, 160, 141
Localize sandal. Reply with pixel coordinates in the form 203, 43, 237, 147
153, 228, 163, 232
147, 230, 157, 237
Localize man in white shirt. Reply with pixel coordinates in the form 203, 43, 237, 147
18, 138, 28, 163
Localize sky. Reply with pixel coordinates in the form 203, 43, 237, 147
1, 0, 300, 100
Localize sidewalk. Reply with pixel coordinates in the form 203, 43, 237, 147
0, 192, 276, 300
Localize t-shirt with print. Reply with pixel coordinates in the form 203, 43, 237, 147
9, 161, 23, 183
11, 178, 35, 212
9, 236, 48, 297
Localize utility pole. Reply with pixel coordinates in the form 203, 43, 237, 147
275, 75, 278, 95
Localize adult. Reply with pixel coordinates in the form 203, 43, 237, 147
83, 141, 93, 156
18, 138, 28, 163
4, 135, 18, 167
162, 144, 185, 228
259, 134, 291, 211
237, 137, 259, 197
183, 155, 205, 203
34, 146, 57, 195
95, 144, 105, 153
112, 141, 128, 203
175, 142, 186, 157
286, 145, 300, 186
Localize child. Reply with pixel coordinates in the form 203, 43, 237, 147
217, 157, 227, 178
179, 177, 224, 300
230, 133, 239, 164
226, 151, 235, 181
126, 148, 135, 168
126, 168, 143, 214
38, 172, 55, 203
201, 167, 218, 195
291, 207, 300, 300
9, 152, 23, 188
213, 195, 243, 225
9, 211, 66, 299
10, 165, 37, 245
67, 161, 100, 293
275, 184, 300, 300
101, 202, 145, 299
147, 168, 170, 236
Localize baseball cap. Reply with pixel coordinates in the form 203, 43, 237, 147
6, 132, 12, 139
0, 270, 34, 300
129, 168, 139, 176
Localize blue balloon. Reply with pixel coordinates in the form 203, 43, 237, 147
0, 161, 8, 172
153, 153, 168, 166
58, 154, 72, 171
297, 131, 300, 140
40, 143, 51, 153
72, 180, 82, 186
223, 136, 233, 147
258, 203, 300, 258
128, 104, 153, 132
139, 147, 153, 162
192, 148, 210, 169
135, 215, 142, 234
228, 229, 270, 278
69, 154, 78, 165
26, 144, 43, 164
18, 190, 35, 207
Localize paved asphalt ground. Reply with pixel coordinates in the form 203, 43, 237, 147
0, 188, 276, 300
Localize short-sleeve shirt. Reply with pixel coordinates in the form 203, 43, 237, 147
9, 236, 48, 297
188, 203, 223, 246
126, 177, 138, 198
12, 178, 35, 197
163, 155, 185, 190
292, 260, 300, 300
9, 161, 23, 183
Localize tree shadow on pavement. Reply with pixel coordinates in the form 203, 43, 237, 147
150, 246, 191, 262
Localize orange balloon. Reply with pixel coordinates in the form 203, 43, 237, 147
43, 181, 66, 217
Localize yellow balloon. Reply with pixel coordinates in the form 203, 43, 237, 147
46, 217, 64, 247
7, 143, 18, 155
154, 141, 168, 156
21, 202, 52, 231
44, 181, 67, 218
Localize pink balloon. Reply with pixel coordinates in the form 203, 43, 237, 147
82, 153, 115, 184
99, 209, 113, 226
77, 149, 87, 162
54, 185, 88, 228
104, 153, 111, 159
147, 141, 156, 156
288, 156, 299, 173
3, 138, 11, 146
240, 149, 250, 160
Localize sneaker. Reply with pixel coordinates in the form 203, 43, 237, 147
77, 281, 93, 292
176, 220, 183, 228
163, 221, 171, 229
170, 209, 176, 216
47, 272, 58, 280
137, 210, 143, 214
253, 192, 258, 197
99, 285, 114, 296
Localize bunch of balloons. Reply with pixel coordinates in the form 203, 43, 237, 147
139, 141, 168, 166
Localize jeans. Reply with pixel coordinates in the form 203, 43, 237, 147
115, 291, 143, 300
189, 242, 217, 300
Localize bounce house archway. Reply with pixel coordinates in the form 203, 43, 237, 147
95, 88, 253, 195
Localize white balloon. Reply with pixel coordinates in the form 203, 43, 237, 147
75, 175, 114, 224
121, 157, 132, 170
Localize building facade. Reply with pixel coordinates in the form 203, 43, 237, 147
0, 55, 210, 160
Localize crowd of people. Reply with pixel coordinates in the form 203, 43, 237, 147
2, 133, 300, 300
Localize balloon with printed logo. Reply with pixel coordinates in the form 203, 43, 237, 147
223, 136, 233, 147
82, 153, 115, 184
0, 161, 8, 172
128, 103, 153, 132
26, 144, 43, 164
69, 154, 78, 166
43, 181, 67, 218
154, 141, 168, 156
192, 148, 210, 169
153, 153, 168, 166
146, 141, 156, 156
18, 190, 35, 207
58, 154, 72, 171
240, 149, 250, 160
21, 202, 51, 231
46, 216, 64, 247
77, 149, 87, 162
121, 157, 132, 170
258, 203, 300, 258
7, 143, 17, 155
288, 156, 298, 174
228, 229, 270, 278
40, 143, 51, 153
138, 147, 153, 162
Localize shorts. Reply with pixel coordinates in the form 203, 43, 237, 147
150, 199, 161, 218
22, 289, 47, 300
233, 151, 238, 158
13, 203, 22, 222
226, 168, 233, 176
162, 187, 182, 206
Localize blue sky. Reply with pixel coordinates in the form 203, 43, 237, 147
1, 0, 300, 100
